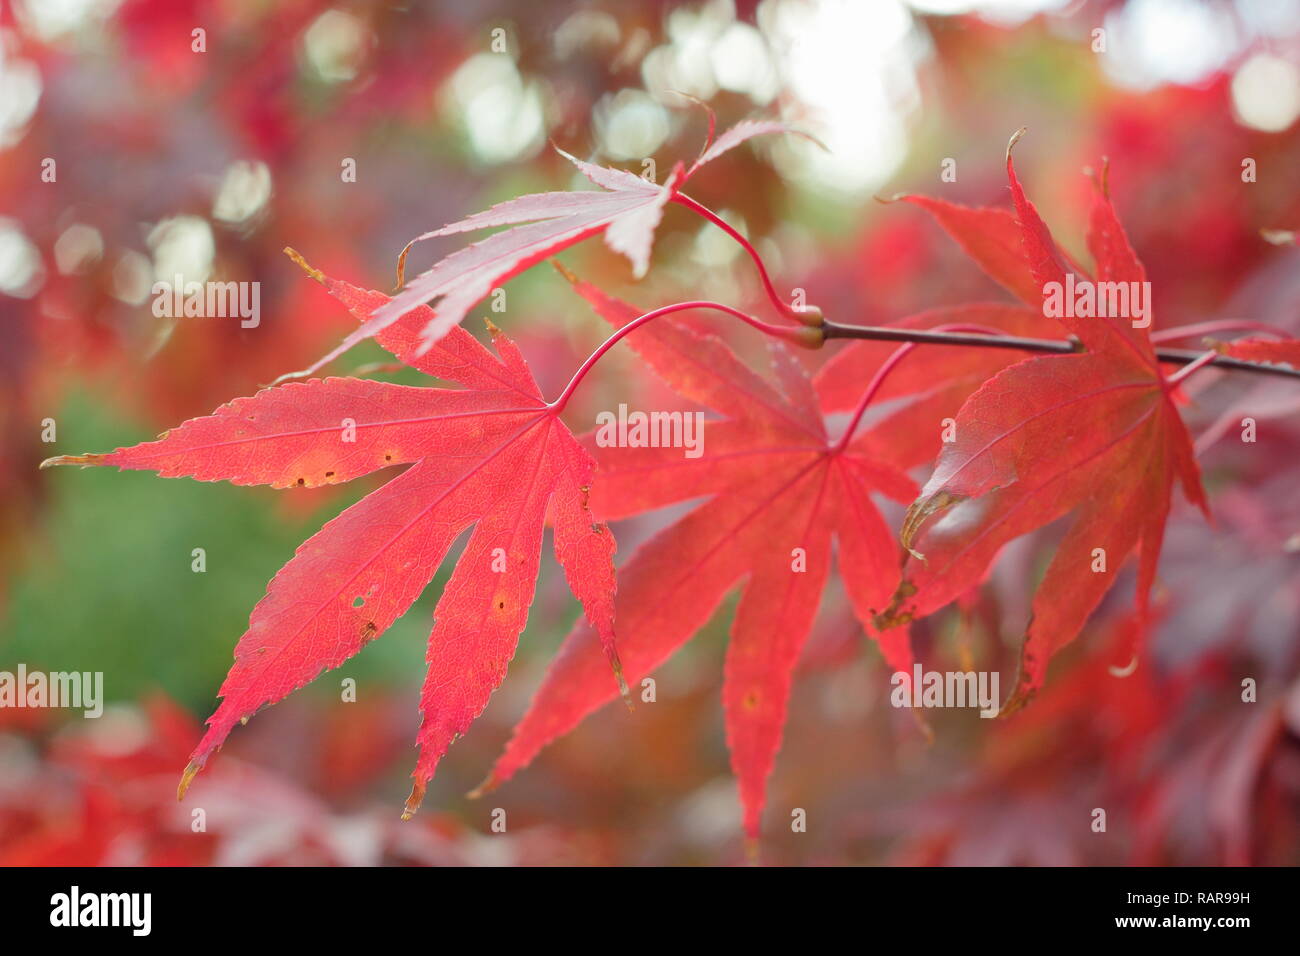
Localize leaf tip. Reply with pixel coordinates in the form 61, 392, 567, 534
283, 247, 325, 284
401, 779, 427, 820
466, 773, 500, 801
792, 128, 830, 155
177, 760, 202, 801
900, 491, 963, 555
1005, 126, 1028, 163
611, 654, 634, 712
40, 453, 104, 470
668, 90, 717, 166
999, 655, 1037, 716
268, 368, 311, 387
1083, 157, 1111, 199
394, 237, 422, 291
1108, 653, 1139, 678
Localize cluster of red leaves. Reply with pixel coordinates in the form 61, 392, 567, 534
41, 97, 1300, 843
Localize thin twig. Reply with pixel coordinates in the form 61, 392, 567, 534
822, 320, 1300, 381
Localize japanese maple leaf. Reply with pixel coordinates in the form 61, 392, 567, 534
296, 119, 797, 377
874, 135, 1208, 711
477, 272, 916, 840
42, 253, 626, 816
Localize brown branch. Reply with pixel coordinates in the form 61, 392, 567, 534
821, 320, 1300, 381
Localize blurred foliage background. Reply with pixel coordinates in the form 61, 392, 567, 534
1, 0, 1299, 865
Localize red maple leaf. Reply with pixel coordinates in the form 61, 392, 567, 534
874, 135, 1209, 710
295, 120, 798, 376
42, 253, 627, 815
480, 271, 916, 840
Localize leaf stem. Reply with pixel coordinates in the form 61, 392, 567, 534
1164, 349, 1220, 387
830, 324, 1009, 453
672, 192, 811, 323
822, 320, 1300, 381
549, 300, 816, 412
